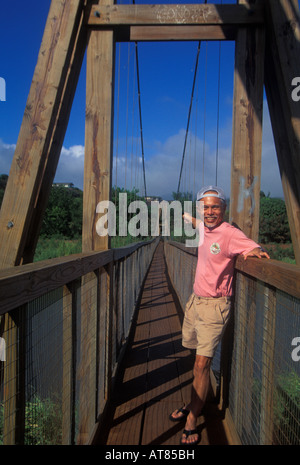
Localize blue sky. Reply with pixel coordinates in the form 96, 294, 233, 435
0, 0, 284, 200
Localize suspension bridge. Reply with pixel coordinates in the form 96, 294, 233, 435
0, 0, 300, 446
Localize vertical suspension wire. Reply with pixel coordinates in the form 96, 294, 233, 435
193, 66, 199, 201
215, 0, 223, 186
189, 131, 192, 198
124, 43, 131, 191
215, 40, 221, 186
114, 42, 121, 207
202, 41, 208, 187
130, 43, 136, 192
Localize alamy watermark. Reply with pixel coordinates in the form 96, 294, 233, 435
95, 193, 205, 247
291, 77, 300, 102
291, 337, 300, 362
0, 77, 6, 101
0, 337, 5, 361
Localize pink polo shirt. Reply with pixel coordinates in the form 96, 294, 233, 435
193, 221, 259, 298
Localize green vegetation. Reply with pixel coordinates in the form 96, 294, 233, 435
0, 176, 296, 262
258, 192, 295, 263
259, 192, 291, 244
0, 395, 62, 445
274, 371, 300, 444
34, 236, 82, 261
40, 184, 83, 239
24, 395, 62, 445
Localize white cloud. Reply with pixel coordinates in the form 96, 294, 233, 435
144, 128, 231, 200
261, 101, 283, 198
0, 139, 15, 175
61, 145, 84, 159
54, 145, 85, 189
0, 101, 284, 201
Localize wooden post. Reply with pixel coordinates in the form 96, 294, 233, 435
77, 271, 98, 445
260, 285, 276, 445
264, 0, 300, 264
230, 0, 265, 241
62, 281, 79, 445
0, 0, 88, 267
2, 309, 25, 445
78, 7, 115, 441
82, 27, 115, 252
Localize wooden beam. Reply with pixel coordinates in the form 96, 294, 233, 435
0, 0, 88, 268
82, 28, 115, 252
81, 20, 115, 443
264, 0, 300, 265
230, 17, 265, 240
130, 25, 235, 42
88, 4, 263, 27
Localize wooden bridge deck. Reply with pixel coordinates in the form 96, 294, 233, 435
97, 242, 231, 446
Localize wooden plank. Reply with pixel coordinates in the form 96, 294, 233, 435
82, 27, 115, 252
104, 262, 150, 445
264, 0, 300, 264
130, 25, 235, 42
0, 0, 88, 267
229, 16, 265, 240
102, 243, 230, 445
260, 285, 276, 445
88, 4, 263, 27
2, 308, 26, 445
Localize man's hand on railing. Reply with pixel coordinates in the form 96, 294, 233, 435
243, 247, 270, 260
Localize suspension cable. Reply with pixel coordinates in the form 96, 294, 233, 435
131, 0, 147, 198
135, 42, 147, 198
177, 40, 201, 195
215, 40, 221, 186
202, 41, 208, 187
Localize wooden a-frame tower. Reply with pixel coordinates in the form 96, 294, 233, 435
0, 0, 299, 267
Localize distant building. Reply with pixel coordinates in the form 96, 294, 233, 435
52, 182, 74, 188
145, 195, 163, 204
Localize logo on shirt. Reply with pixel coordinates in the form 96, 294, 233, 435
210, 242, 221, 254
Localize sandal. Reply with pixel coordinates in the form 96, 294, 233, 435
180, 428, 200, 446
169, 406, 190, 422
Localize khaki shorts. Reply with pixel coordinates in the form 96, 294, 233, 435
182, 293, 231, 358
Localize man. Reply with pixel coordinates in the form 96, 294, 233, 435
169, 186, 270, 445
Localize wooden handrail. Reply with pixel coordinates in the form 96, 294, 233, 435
165, 240, 300, 300
235, 255, 300, 300
0, 239, 155, 316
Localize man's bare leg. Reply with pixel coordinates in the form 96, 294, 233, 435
181, 354, 212, 444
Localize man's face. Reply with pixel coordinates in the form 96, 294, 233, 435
198, 191, 225, 228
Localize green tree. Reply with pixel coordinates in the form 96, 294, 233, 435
259, 195, 291, 243
40, 186, 83, 238
0, 174, 8, 207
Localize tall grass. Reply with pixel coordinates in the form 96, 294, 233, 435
34, 236, 82, 262
34, 235, 151, 261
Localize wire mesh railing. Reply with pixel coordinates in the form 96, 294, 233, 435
229, 271, 300, 445
164, 239, 300, 445
0, 238, 159, 445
